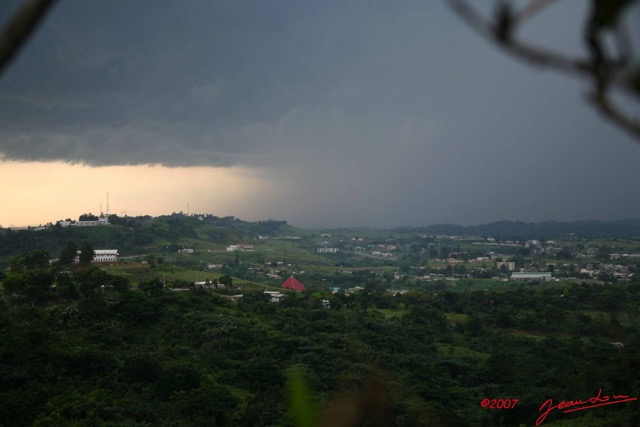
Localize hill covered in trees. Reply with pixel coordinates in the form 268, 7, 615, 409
0, 213, 295, 265
1, 214, 640, 425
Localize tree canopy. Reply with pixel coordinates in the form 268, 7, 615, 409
77, 241, 94, 265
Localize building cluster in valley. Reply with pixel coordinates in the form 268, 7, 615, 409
164, 229, 640, 292
31, 214, 638, 301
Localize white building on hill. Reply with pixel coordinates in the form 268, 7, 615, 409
317, 247, 339, 253
496, 261, 516, 271
264, 290, 286, 302
94, 249, 118, 262
75, 249, 119, 263
511, 272, 552, 283
226, 244, 254, 252
59, 217, 110, 227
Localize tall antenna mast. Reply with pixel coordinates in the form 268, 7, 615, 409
106, 192, 110, 216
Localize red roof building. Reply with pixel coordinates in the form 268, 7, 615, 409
281, 276, 306, 292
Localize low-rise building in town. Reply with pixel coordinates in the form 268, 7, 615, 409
510, 272, 553, 283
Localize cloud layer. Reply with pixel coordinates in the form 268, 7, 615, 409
1, 0, 639, 227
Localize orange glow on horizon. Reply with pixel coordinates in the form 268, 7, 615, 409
0, 161, 272, 227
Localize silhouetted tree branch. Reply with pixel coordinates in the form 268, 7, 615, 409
0, 0, 58, 77
446, 0, 640, 141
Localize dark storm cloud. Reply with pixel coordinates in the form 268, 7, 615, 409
1, 0, 423, 166
0, 0, 639, 227
0, 0, 547, 165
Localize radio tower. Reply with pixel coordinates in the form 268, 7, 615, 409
106, 192, 110, 216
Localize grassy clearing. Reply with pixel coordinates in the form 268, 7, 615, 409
581, 309, 639, 328
443, 280, 512, 291
103, 263, 220, 286
506, 330, 549, 341
505, 329, 608, 342
435, 343, 489, 360
443, 280, 568, 293
588, 239, 639, 251
103, 262, 275, 292
376, 308, 409, 319
445, 313, 469, 324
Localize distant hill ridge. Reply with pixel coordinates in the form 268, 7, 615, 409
394, 219, 640, 238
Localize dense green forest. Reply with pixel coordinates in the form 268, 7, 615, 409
1, 253, 639, 426
1, 216, 640, 425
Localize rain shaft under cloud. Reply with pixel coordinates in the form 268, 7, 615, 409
0, 0, 639, 228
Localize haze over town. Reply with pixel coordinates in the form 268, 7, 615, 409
1, 1, 639, 229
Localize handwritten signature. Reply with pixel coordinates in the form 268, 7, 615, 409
536, 389, 637, 425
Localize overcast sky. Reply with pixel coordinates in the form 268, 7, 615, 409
1, 0, 639, 228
